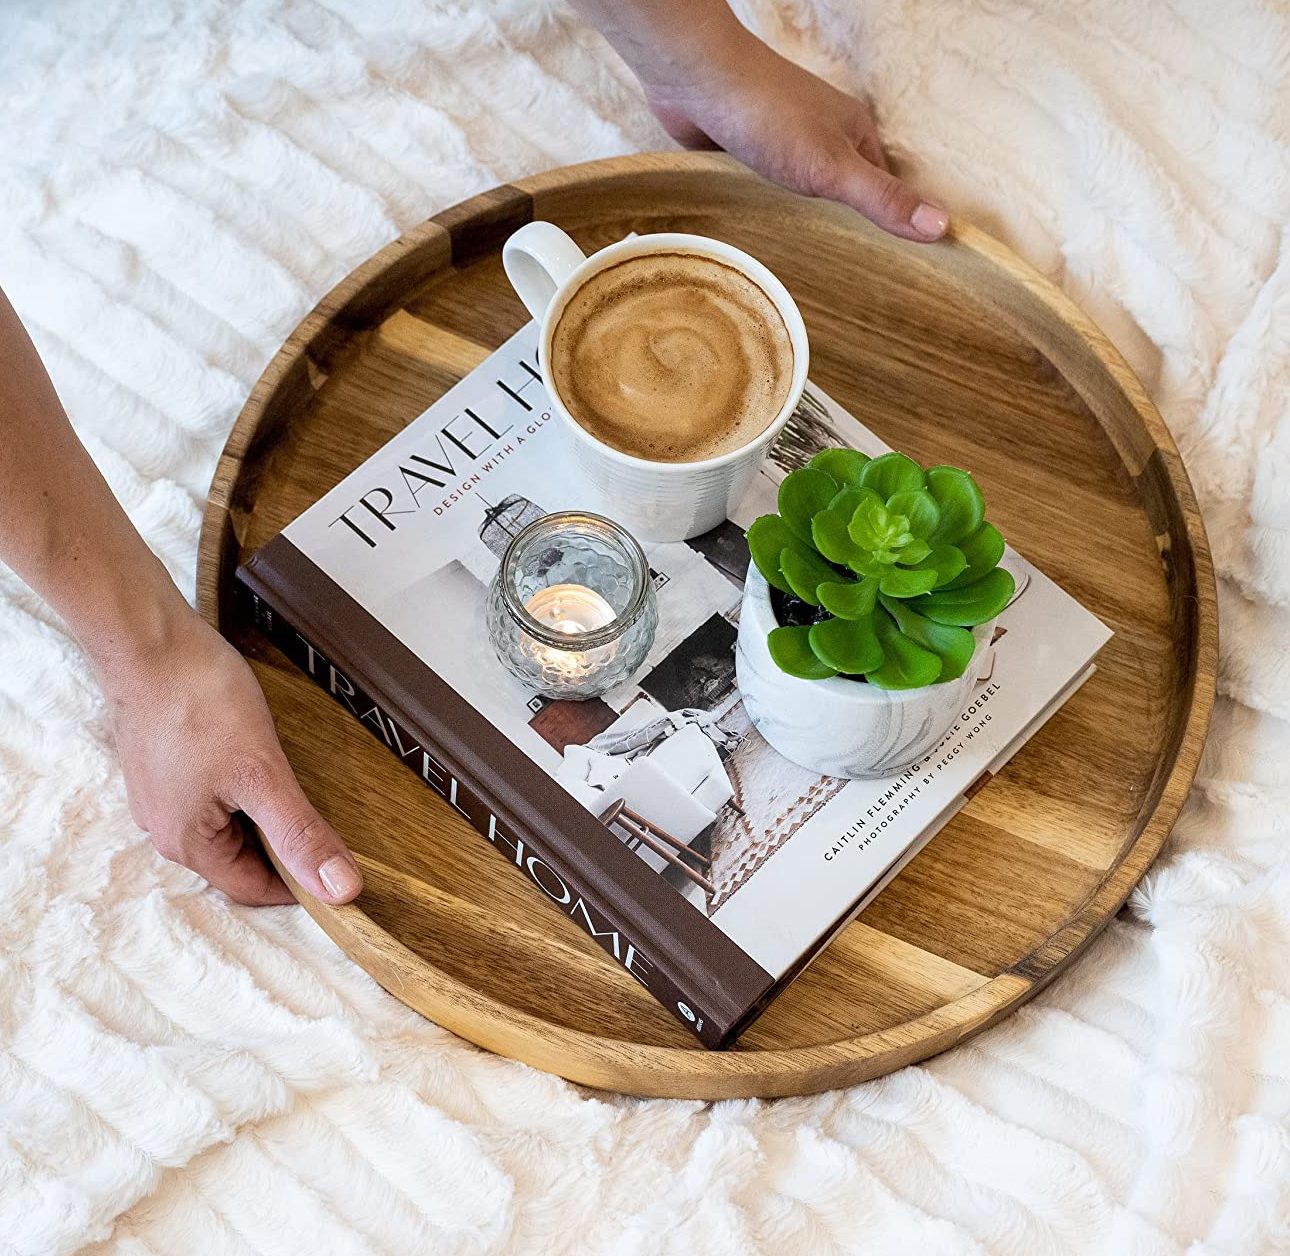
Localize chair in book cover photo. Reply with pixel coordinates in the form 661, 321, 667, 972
555, 710, 743, 907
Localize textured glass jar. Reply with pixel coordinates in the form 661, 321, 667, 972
485, 512, 658, 699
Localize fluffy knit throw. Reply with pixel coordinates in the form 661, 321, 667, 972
2, 1, 1289, 1252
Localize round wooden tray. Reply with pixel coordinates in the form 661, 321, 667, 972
198, 153, 1216, 1099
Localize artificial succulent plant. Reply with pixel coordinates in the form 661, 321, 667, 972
748, 450, 1014, 690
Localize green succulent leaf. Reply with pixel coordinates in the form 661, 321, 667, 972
812, 508, 865, 567
848, 556, 892, 580
778, 468, 839, 545
817, 575, 879, 620
747, 515, 797, 593
847, 498, 889, 551
906, 543, 967, 588
829, 485, 882, 520
881, 595, 977, 681
915, 566, 1015, 626
867, 608, 944, 690
944, 522, 1006, 589
768, 625, 838, 680
896, 538, 932, 566
885, 490, 940, 540
859, 451, 926, 500
809, 447, 871, 487
878, 566, 939, 598
926, 466, 985, 545
780, 545, 837, 606
809, 613, 884, 675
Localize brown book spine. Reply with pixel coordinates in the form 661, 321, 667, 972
235, 563, 739, 1047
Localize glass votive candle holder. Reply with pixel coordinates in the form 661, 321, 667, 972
485, 511, 658, 699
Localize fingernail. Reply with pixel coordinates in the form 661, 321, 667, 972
910, 202, 949, 238
319, 854, 362, 900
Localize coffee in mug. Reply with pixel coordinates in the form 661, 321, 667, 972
502, 223, 809, 542
548, 251, 794, 464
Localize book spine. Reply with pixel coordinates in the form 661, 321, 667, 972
235, 575, 726, 1047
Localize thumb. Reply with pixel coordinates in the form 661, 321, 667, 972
825, 147, 949, 243
233, 754, 364, 904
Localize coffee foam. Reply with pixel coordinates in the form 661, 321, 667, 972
549, 251, 794, 463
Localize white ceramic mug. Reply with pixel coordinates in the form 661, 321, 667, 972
502, 222, 809, 542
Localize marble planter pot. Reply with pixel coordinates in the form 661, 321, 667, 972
735, 566, 994, 780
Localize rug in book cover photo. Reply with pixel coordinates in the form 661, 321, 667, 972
704, 701, 847, 911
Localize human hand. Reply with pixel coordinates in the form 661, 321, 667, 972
580, 1, 947, 242
645, 38, 947, 243
102, 609, 363, 907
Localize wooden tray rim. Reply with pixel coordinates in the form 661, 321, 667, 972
198, 153, 1217, 1098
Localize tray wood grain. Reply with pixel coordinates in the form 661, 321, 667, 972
198, 153, 1216, 1098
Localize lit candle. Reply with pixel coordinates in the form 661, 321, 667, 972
524, 584, 616, 636
485, 511, 658, 700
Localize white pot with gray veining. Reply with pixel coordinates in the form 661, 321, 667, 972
735, 565, 994, 780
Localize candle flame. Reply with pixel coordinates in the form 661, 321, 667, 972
524, 584, 616, 636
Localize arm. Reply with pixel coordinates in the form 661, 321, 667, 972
0, 287, 362, 906
570, 0, 947, 242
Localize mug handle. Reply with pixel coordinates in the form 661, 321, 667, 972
502, 222, 588, 320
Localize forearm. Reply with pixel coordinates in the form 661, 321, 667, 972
1, 287, 362, 906
569, 0, 760, 88
0, 286, 192, 691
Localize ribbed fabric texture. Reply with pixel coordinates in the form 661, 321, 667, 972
1, 1, 1288, 1252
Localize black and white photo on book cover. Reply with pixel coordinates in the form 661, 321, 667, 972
285, 324, 1111, 978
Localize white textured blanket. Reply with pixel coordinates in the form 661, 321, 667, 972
2, 1, 1288, 1252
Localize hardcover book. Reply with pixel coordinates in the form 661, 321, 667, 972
237, 322, 1111, 1048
